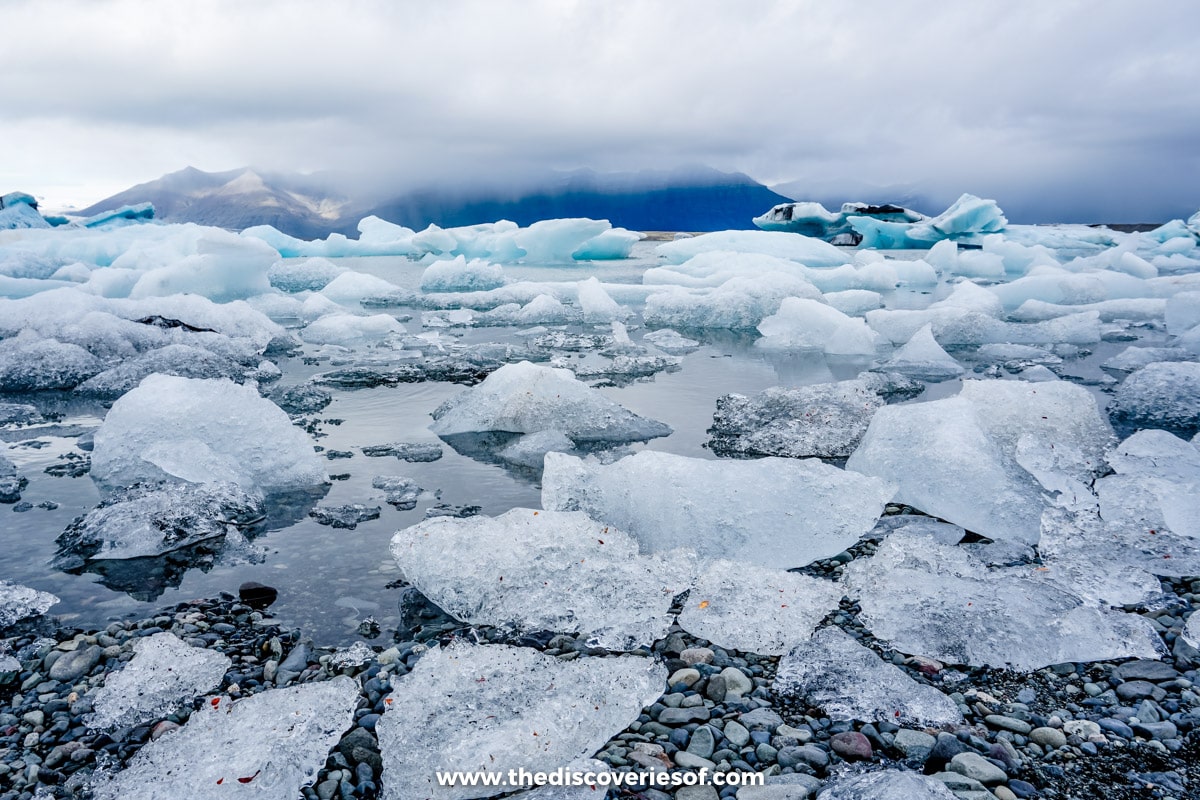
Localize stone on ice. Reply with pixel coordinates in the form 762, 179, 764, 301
774, 627, 962, 726
842, 532, 1164, 670
431, 361, 671, 443
542, 450, 894, 568
708, 380, 885, 459
376, 641, 664, 800
89, 676, 359, 800
90, 375, 327, 494
677, 561, 843, 655
88, 632, 230, 730
391, 509, 691, 649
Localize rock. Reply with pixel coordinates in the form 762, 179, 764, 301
48, 645, 101, 683
674, 751, 716, 770
1112, 660, 1180, 682
238, 581, 278, 609
1063, 719, 1101, 738
1029, 727, 1066, 749
724, 720, 750, 748
984, 715, 1032, 735
705, 675, 727, 702
949, 752, 1007, 785
1116, 680, 1160, 702
721, 667, 754, 697
829, 731, 872, 760
1131, 720, 1177, 740
677, 786, 718, 800
660, 707, 710, 725
893, 728, 936, 761
687, 726, 716, 759
680, 647, 715, 665
669, 668, 701, 687
739, 708, 783, 731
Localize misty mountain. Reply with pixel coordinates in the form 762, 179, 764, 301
81, 166, 793, 237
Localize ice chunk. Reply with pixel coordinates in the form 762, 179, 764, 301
301, 312, 406, 345
1101, 346, 1192, 372
774, 627, 962, 726
320, 270, 404, 304
74, 344, 253, 399
91, 375, 327, 494
431, 361, 671, 443
514, 218, 612, 263
1109, 361, 1200, 438
656, 230, 848, 268
644, 274, 822, 330
757, 297, 879, 355
0, 580, 59, 630
708, 380, 884, 459
542, 450, 895, 568
0, 198, 50, 230
420, 256, 506, 293
267, 257, 347, 292
127, 230, 277, 302
90, 676, 359, 800
576, 277, 628, 323
571, 227, 643, 260
1165, 291, 1200, 334
0, 332, 103, 392
642, 328, 699, 352
495, 430, 577, 469
54, 482, 265, 566
391, 509, 692, 649
842, 532, 1164, 670
376, 641, 665, 800
88, 632, 229, 730
677, 561, 843, 655
880, 324, 963, 381
870, 515, 966, 546
310, 504, 381, 529
362, 442, 444, 462
846, 396, 1044, 544
823, 289, 882, 315
372, 476, 424, 510
815, 770, 958, 800
850, 195, 1007, 249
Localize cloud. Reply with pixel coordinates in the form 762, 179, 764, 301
3, 0, 1198, 220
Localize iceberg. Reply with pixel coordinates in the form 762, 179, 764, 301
391, 509, 692, 649
267, 256, 347, 292
774, 627, 962, 727
88, 631, 230, 730
420, 256, 506, 293
644, 273, 822, 330
0, 191, 50, 230
320, 270, 404, 304
127, 229, 277, 302
89, 677, 359, 800
376, 641, 664, 800
1108, 361, 1200, 438
843, 532, 1164, 670
542, 450, 895, 568
90, 374, 327, 494
677, 561, 843, 655
0, 580, 59, 630
73, 343, 258, 399
879, 324, 964, 381
656, 230, 848, 268
430, 361, 671, 443
495, 430, 577, 469
0, 331, 103, 392
576, 276, 628, 323
754, 201, 926, 242
300, 312, 406, 345
708, 379, 886, 459
756, 297, 880, 355
849, 194, 1008, 249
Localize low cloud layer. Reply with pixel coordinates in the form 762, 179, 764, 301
3, 0, 1198, 221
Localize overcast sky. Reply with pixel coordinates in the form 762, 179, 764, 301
3, 0, 1198, 222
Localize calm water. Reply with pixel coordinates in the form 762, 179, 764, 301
0, 242, 1151, 644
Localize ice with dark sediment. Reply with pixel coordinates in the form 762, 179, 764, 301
842, 532, 1165, 670
814, 770, 959, 800
53, 482, 265, 567
431, 361, 671, 444
1108, 361, 1200, 437
677, 561, 843, 655
372, 475, 424, 510
87, 631, 230, 730
90, 374, 327, 494
361, 442, 444, 462
708, 380, 885, 459
774, 627, 962, 727
0, 580, 59, 630
89, 676, 359, 800
390, 509, 692, 649
376, 641, 665, 800
542, 450, 894, 568
309, 504, 381, 529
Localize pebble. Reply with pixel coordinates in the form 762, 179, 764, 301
680, 647, 715, 666
829, 731, 871, 760
949, 751, 1008, 785
1029, 726, 1066, 749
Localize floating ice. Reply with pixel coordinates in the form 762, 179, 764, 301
824, 289, 883, 315
576, 277, 628, 323
542, 450, 894, 568
310, 504, 381, 529
90, 676, 359, 800
708, 380, 885, 459
391, 509, 692, 649
642, 328, 699, 352
0, 580, 59, 630
775, 627, 962, 726
420, 256, 506, 293
0, 195, 50, 230
301, 312, 406, 345
91, 375, 327, 494
656, 230, 848, 268
815, 770, 958, 800
372, 476, 424, 510
1101, 346, 1192, 373
362, 442, 444, 462
842, 532, 1164, 670
880, 324, 963, 381
267, 257, 347, 292
495, 430, 577, 469
644, 274, 822, 330
1108, 361, 1200, 438
677, 561, 843, 655
74, 344, 255, 399
54, 482, 265, 566
431, 361, 671, 443
757, 297, 880, 355
1166, 290, 1200, 334
376, 641, 665, 800
320, 270, 404, 304
126, 229, 278, 302
0, 332, 103, 392
846, 396, 1044, 543
850, 194, 1007, 249
754, 201, 926, 241
88, 632, 230, 730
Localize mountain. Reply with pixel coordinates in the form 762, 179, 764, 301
77, 167, 351, 239
81, 166, 792, 236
